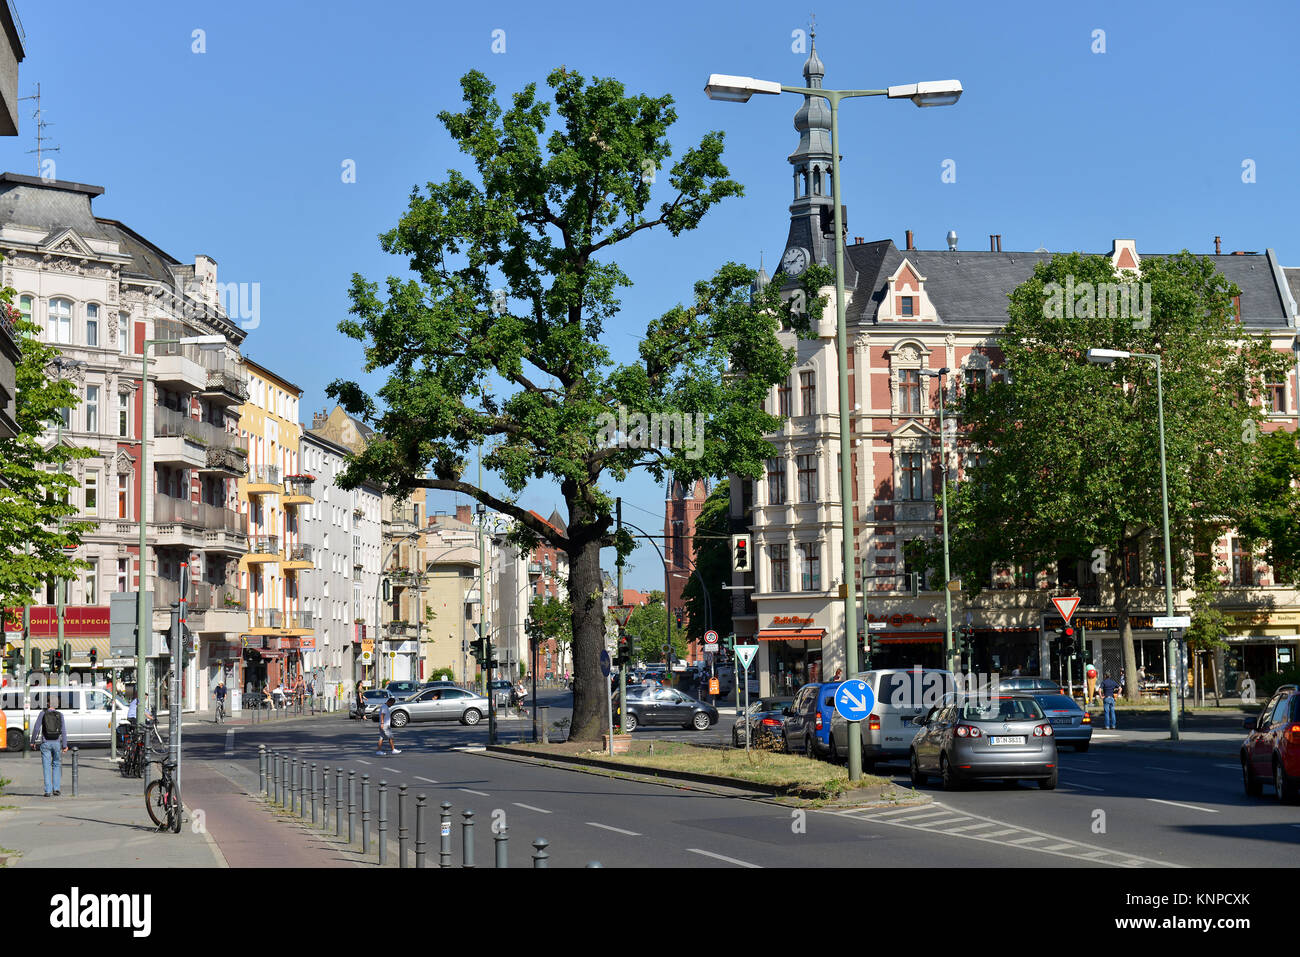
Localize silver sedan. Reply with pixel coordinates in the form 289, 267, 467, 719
910, 693, 1058, 790
389, 687, 490, 727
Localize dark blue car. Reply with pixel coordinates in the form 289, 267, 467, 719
782, 681, 843, 759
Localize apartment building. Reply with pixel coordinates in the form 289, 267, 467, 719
490, 508, 569, 681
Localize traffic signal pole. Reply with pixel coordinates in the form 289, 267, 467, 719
617, 499, 626, 732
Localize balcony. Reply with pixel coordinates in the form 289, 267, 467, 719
152, 407, 208, 469
284, 610, 314, 635
528, 562, 543, 576
389, 570, 420, 590
249, 609, 283, 633
246, 465, 282, 496
388, 621, 416, 638
245, 535, 280, 564
152, 346, 208, 393
203, 508, 248, 555
201, 368, 249, 407
282, 474, 316, 507
282, 543, 314, 571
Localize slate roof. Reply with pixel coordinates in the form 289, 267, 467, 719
0, 173, 114, 242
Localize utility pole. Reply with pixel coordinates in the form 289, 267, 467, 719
617, 498, 626, 730
479, 447, 494, 745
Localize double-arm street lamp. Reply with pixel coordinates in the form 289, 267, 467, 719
1086, 348, 1179, 741
917, 368, 956, 672
705, 70, 962, 781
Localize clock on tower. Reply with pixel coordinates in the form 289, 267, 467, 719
781, 246, 810, 277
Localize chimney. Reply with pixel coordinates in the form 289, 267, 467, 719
455, 504, 472, 525
995, 235, 1002, 252
854, 236, 863, 245
1215, 235, 1222, 254
990, 235, 996, 251
905, 229, 914, 250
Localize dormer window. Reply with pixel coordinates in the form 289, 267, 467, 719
900, 296, 915, 317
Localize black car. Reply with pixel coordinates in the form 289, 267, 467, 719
616, 684, 719, 732
732, 696, 795, 747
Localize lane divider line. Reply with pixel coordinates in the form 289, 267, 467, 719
513, 802, 552, 814
687, 848, 762, 868
414, 776, 439, 785
460, 788, 491, 797
1147, 798, 1218, 814
586, 822, 641, 836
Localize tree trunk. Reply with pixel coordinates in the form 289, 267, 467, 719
1113, 563, 1139, 703
1209, 652, 1220, 705
566, 533, 607, 742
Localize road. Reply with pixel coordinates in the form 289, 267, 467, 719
177, 690, 1299, 868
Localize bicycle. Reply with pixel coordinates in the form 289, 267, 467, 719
215, 697, 226, 724
145, 753, 182, 832
120, 718, 163, 778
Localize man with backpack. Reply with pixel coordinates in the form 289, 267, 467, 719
32, 694, 69, 797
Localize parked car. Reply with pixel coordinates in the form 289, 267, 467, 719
0, 685, 130, 747
615, 684, 718, 731
389, 687, 491, 727
782, 682, 841, 759
995, 675, 1064, 694
353, 688, 392, 720
909, 693, 1058, 790
420, 680, 460, 691
1031, 692, 1092, 751
1241, 683, 1300, 803
732, 696, 794, 747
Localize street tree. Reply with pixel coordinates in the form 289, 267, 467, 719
626, 598, 687, 665
1239, 427, 1300, 583
929, 252, 1286, 691
680, 479, 732, 641
529, 594, 573, 677
327, 68, 819, 740
1186, 576, 1231, 703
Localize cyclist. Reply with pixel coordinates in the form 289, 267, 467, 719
214, 681, 227, 722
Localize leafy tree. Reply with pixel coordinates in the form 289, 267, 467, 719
927, 252, 1287, 689
529, 594, 572, 675
1185, 576, 1230, 701
1238, 427, 1300, 583
680, 479, 732, 641
626, 598, 687, 664
0, 280, 94, 622
327, 67, 819, 740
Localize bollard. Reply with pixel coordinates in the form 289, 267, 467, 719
298, 760, 306, 818
462, 809, 476, 869
377, 780, 388, 866
335, 767, 344, 837
71, 747, 79, 797
415, 794, 428, 868
532, 838, 550, 868
361, 774, 371, 854
541, 706, 549, 744
439, 801, 453, 868
259, 745, 267, 795
494, 822, 508, 868
273, 752, 281, 806
322, 766, 332, 827
398, 784, 409, 868
289, 757, 297, 815
310, 763, 318, 824
348, 770, 356, 844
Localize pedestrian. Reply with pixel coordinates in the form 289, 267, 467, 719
832, 667, 843, 681
1099, 672, 1122, 729
376, 696, 400, 755
31, 693, 69, 796
515, 679, 527, 715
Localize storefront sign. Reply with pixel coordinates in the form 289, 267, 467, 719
867, 613, 938, 628
9, 606, 111, 637
771, 616, 815, 626
1044, 614, 1155, 630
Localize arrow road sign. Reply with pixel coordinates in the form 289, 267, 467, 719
834, 679, 875, 722
735, 644, 758, 671
1051, 596, 1081, 624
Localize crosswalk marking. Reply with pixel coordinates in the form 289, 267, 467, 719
940, 822, 996, 833
912, 816, 969, 828
903, 811, 961, 823
1007, 835, 1045, 844
863, 806, 933, 818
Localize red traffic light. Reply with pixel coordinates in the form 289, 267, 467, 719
1064, 626, 1074, 638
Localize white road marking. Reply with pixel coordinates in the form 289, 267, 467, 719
687, 848, 762, 868
863, 806, 935, 818
940, 822, 997, 833
912, 816, 970, 828
1147, 798, 1218, 814
1041, 843, 1075, 851
513, 802, 552, 814
1079, 850, 1112, 859
586, 822, 640, 836
459, 788, 491, 797
902, 811, 964, 824
1145, 766, 1190, 774
1007, 835, 1046, 844
356, 759, 372, 766
414, 776, 439, 784
1065, 781, 1104, 792
979, 829, 1020, 838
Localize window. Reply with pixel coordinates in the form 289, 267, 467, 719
1232, 538, 1254, 587
1266, 384, 1287, 414
119, 313, 130, 354
799, 371, 816, 416
84, 473, 98, 515
118, 393, 130, 437
899, 452, 924, 500
899, 369, 921, 414
799, 543, 820, 590
900, 296, 915, 317
118, 475, 129, 519
964, 368, 984, 395
85, 385, 99, 433
18, 295, 32, 325
117, 559, 128, 593
770, 545, 789, 592
766, 457, 786, 505
48, 299, 72, 343
86, 304, 99, 347
85, 563, 97, 604
777, 378, 792, 417
797, 454, 817, 502
671, 520, 684, 567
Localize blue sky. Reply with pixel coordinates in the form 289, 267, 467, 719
7, 0, 1298, 590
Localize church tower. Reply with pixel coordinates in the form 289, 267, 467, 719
780, 27, 839, 278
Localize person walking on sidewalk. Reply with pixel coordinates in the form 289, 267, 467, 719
1099, 672, 1122, 729
31, 696, 69, 796
376, 696, 401, 755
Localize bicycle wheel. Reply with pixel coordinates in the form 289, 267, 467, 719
167, 781, 182, 833
145, 779, 169, 828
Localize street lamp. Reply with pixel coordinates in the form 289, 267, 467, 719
706, 67, 962, 782
917, 368, 955, 672
1086, 347, 1180, 741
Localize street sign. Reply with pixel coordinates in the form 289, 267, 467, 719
1051, 596, 1081, 624
703, 629, 719, 652
709, 677, 720, 695
1153, 616, 1191, 629
735, 644, 758, 671
599, 649, 611, 677
361, 650, 373, 663
101, 657, 134, 668
609, 604, 635, 628
834, 679, 875, 722
867, 621, 887, 631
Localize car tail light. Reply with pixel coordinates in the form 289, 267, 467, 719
815, 712, 823, 731
1286, 723, 1300, 743
1081, 712, 1091, 724
955, 724, 982, 737
869, 714, 881, 731
1033, 724, 1054, 737
761, 717, 781, 727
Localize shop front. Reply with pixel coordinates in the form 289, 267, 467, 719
1223, 633, 1300, 695
865, 611, 943, 670
755, 613, 829, 696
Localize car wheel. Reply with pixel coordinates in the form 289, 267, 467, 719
6, 728, 23, 751
910, 749, 928, 787
1074, 741, 1090, 753
390, 711, 409, 728
782, 730, 791, 753
862, 758, 876, 774
461, 708, 482, 726
1039, 768, 1058, 790
1275, 760, 1298, 804
805, 735, 817, 759
624, 713, 638, 733
692, 712, 710, 731
732, 729, 741, 747
940, 754, 962, 791
1242, 755, 1263, 797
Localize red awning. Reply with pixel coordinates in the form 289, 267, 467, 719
874, 632, 943, 644
755, 628, 827, 642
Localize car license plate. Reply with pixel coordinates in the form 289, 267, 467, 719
990, 736, 1026, 745
1049, 718, 1072, 726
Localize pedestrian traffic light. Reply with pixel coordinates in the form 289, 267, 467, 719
731, 535, 751, 573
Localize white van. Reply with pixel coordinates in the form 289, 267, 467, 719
827, 668, 956, 770
0, 685, 131, 749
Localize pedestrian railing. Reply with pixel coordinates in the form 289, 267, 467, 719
259, 745, 594, 867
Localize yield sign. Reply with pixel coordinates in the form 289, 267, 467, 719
1051, 596, 1080, 624
735, 644, 758, 671
609, 604, 635, 628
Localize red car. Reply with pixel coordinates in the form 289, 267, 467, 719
1241, 684, 1300, 803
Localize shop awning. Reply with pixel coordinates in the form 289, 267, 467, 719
755, 628, 826, 642
874, 632, 943, 644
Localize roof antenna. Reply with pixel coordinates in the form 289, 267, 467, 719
19, 83, 60, 180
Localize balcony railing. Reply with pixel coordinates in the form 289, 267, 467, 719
248, 465, 282, 487
285, 610, 314, 630
203, 368, 249, 402
249, 535, 280, 555
388, 621, 416, 638
205, 445, 249, 475
284, 474, 316, 498
154, 406, 247, 452
153, 579, 248, 613
152, 494, 245, 533
287, 543, 313, 563
251, 609, 282, 630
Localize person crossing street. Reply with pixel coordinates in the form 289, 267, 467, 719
31, 694, 69, 797
376, 696, 401, 755
1099, 672, 1123, 729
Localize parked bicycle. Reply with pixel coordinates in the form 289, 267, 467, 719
145, 753, 182, 832
119, 719, 164, 778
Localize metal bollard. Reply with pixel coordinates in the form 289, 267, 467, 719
494, 822, 508, 868
439, 801, 453, 868
336, 767, 344, 836
299, 760, 307, 818
361, 774, 371, 853
541, 706, 549, 744
310, 764, 318, 824
71, 747, 79, 797
377, 780, 388, 866
398, 784, 409, 868
259, 745, 266, 795
415, 794, 428, 868
289, 757, 298, 814
273, 752, 281, 806
348, 770, 357, 844
462, 809, 476, 868
532, 838, 550, 868
324, 766, 333, 826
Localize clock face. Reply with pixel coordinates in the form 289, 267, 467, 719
782, 246, 809, 276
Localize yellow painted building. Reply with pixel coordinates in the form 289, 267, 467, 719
236, 358, 315, 692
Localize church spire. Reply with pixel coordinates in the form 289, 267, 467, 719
782, 17, 836, 271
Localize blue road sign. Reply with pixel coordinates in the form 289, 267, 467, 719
599, 649, 611, 677
834, 679, 875, 722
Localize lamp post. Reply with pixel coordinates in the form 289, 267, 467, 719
1086, 348, 1179, 741
918, 368, 955, 672
706, 71, 962, 781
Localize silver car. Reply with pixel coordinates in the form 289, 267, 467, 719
389, 687, 489, 727
909, 693, 1058, 790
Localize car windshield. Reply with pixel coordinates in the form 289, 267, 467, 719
1034, 694, 1079, 711
961, 697, 1044, 721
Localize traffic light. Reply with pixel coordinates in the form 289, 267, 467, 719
52, 646, 64, 671
1061, 623, 1076, 655
731, 535, 752, 573
3, 647, 17, 675
30, 649, 40, 672
88, 646, 98, 668
628, 633, 642, 660
470, 637, 485, 663
382, 579, 392, 602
